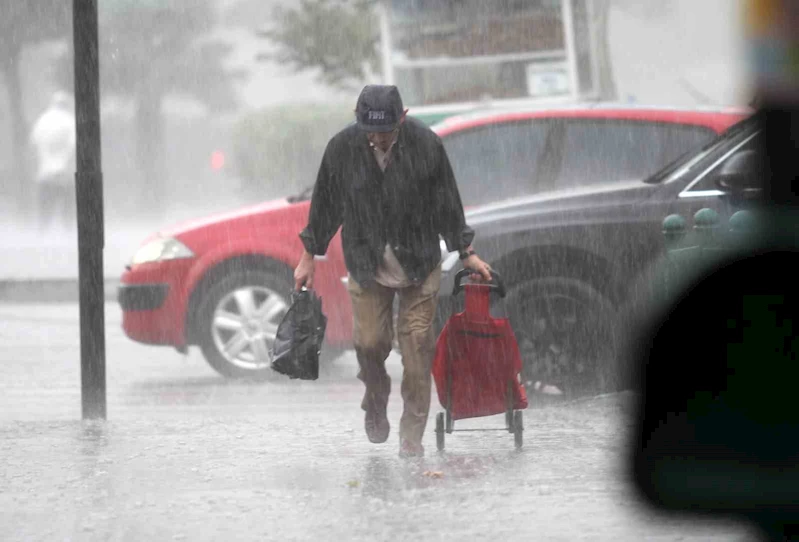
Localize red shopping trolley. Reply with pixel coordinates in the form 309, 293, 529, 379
432, 269, 528, 450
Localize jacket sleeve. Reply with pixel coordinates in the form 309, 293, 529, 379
434, 139, 474, 253
299, 141, 344, 256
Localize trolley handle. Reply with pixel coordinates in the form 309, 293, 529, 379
452, 269, 506, 298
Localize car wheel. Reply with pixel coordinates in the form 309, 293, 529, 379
197, 268, 293, 379
502, 277, 619, 397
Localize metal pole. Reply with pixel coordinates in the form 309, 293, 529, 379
378, 1, 394, 85
73, 0, 106, 419
560, 0, 581, 101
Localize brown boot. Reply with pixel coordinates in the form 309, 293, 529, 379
364, 396, 390, 444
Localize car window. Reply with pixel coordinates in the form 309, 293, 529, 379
683, 131, 762, 194
442, 120, 550, 207
556, 121, 716, 187
664, 124, 719, 161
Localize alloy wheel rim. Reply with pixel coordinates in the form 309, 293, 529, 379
511, 291, 609, 395
211, 285, 288, 370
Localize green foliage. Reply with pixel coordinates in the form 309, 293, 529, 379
260, 0, 380, 91
0, 1, 72, 202
0, 1, 71, 55
56, 0, 249, 211
98, 0, 244, 110
233, 103, 353, 198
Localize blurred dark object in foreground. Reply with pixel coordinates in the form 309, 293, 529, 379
630, 103, 799, 541
270, 289, 327, 381
759, 107, 799, 207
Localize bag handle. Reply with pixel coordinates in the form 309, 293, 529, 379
452, 269, 506, 298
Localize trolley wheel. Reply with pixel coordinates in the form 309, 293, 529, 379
435, 412, 446, 451
506, 379, 515, 433
513, 411, 524, 449
445, 409, 453, 434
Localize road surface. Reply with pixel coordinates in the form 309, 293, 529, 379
0, 303, 759, 541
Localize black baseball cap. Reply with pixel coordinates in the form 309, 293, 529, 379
355, 85, 404, 133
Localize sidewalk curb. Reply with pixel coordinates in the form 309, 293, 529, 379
0, 278, 120, 303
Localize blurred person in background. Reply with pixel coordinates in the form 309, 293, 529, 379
294, 85, 491, 458
30, 90, 76, 231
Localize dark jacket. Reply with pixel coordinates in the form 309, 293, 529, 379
299, 117, 474, 287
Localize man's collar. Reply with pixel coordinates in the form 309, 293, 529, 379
369, 139, 397, 154
364, 123, 405, 151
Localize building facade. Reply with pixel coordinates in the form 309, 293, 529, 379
379, 0, 748, 109
380, 0, 604, 107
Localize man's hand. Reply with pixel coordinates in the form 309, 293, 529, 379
463, 253, 492, 282
294, 251, 316, 290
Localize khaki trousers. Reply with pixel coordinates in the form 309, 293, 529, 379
348, 267, 441, 446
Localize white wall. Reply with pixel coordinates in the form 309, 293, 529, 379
607, 0, 751, 107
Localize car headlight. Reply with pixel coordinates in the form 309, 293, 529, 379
131, 237, 194, 265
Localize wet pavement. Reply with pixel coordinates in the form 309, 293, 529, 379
0, 303, 760, 541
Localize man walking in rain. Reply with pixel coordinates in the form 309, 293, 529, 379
30, 91, 77, 231
294, 85, 491, 458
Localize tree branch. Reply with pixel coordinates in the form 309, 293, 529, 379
258, 0, 379, 90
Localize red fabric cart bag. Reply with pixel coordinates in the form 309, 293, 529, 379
432, 284, 528, 420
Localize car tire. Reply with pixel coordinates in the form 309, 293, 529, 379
196, 268, 295, 380
499, 277, 620, 398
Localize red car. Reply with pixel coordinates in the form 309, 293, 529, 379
119, 105, 746, 378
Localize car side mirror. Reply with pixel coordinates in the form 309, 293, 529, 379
715, 150, 762, 196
